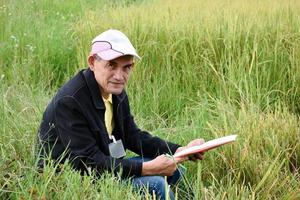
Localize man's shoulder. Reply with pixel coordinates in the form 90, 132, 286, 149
54, 68, 103, 111
57, 69, 88, 98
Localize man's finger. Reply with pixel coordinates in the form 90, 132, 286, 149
196, 153, 204, 160
189, 153, 204, 161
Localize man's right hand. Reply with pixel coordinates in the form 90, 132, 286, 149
142, 155, 178, 176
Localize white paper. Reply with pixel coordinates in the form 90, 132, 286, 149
173, 134, 237, 158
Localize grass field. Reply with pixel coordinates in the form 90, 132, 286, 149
1, 0, 300, 199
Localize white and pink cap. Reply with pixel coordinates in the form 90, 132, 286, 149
91, 29, 141, 61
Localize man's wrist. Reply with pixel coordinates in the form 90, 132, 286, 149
142, 161, 154, 176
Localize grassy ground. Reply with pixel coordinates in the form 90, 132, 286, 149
1, 0, 300, 199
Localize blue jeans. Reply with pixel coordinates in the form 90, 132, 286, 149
129, 157, 185, 200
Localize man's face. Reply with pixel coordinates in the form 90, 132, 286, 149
89, 55, 134, 98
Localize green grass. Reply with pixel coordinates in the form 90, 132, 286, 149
1, 0, 300, 199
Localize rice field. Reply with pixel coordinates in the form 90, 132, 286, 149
1, 0, 300, 199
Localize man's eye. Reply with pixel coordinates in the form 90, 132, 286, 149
107, 63, 114, 69
124, 66, 133, 72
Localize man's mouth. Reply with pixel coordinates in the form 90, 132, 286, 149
110, 82, 125, 86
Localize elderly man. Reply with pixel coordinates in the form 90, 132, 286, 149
38, 29, 204, 200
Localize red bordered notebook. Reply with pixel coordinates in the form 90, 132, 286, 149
174, 134, 237, 158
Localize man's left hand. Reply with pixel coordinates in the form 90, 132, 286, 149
175, 138, 205, 162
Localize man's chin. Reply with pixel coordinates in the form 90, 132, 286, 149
110, 89, 124, 95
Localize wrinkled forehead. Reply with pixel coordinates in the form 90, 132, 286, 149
110, 55, 134, 63
108, 55, 134, 66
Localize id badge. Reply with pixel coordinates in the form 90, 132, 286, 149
108, 136, 126, 159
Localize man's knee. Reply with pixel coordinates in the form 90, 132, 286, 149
151, 176, 167, 189
148, 176, 170, 199
133, 176, 167, 195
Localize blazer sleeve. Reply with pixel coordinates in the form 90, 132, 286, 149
54, 96, 142, 178
121, 96, 181, 158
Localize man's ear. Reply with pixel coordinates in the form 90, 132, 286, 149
88, 55, 95, 71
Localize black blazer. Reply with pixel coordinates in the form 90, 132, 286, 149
38, 68, 180, 177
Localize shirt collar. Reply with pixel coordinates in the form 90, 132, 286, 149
102, 94, 113, 104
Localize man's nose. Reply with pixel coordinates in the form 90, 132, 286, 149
112, 69, 124, 80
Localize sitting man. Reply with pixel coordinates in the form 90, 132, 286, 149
38, 29, 204, 200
